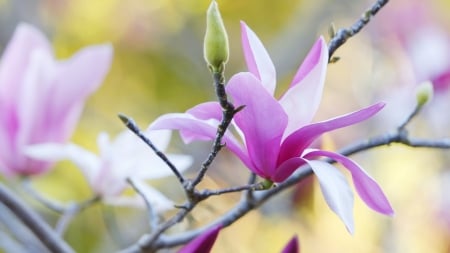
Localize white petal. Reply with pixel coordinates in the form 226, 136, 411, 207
24, 143, 100, 184
305, 159, 355, 233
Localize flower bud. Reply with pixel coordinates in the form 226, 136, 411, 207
416, 81, 434, 107
204, 1, 229, 73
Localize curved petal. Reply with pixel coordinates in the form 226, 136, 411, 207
106, 130, 193, 180
227, 72, 287, 178
42, 45, 113, 142
182, 102, 222, 142
278, 102, 385, 163
186, 101, 223, 121
281, 236, 300, 253
0, 23, 51, 102
273, 157, 306, 183
0, 24, 51, 174
279, 37, 328, 134
289, 37, 328, 89
240, 21, 276, 95
150, 113, 219, 142
304, 149, 394, 215
24, 142, 100, 183
50, 45, 113, 112
18, 44, 113, 147
178, 225, 222, 253
149, 112, 251, 169
304, 159, 355, 234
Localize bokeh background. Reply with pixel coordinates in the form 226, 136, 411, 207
1, 0, 450, 252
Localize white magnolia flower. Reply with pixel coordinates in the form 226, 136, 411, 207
26, 129, 192, 212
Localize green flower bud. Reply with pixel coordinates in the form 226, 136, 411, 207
260, 179, 274, 190
204, 0, 229, 73
416, 81, 434, 107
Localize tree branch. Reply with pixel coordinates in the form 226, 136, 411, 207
191, 71, 240, 188
0, 182, 75, 253
328, 0, 389, 61
127, 178, 160, 232
119, 114, 186, 184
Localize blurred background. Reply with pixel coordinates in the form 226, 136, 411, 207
1, 0, 450, 252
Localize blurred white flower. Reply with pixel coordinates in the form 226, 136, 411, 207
25, 129, 192, 212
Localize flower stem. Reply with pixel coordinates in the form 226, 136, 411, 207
191, 71, 237, 187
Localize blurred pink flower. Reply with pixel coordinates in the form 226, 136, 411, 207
371, 0, 450, 132
178, 225, 222, 253
150, 22, 393, 232
0, 23, 113, 176
281, 236, 299, 253
25, 129, 192, 210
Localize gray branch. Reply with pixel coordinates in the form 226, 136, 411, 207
328, 0, 389, 61
0, 182, 75, 253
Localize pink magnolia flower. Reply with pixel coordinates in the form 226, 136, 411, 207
150, 22, 393, 232
178, 225, 222, 253
0, 23, 113, 176
26, 129, 192, 210
281, 236, 299, 253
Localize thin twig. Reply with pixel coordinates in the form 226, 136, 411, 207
0, 182, 75, 253
328, 0, 389, 61
133, 202, 196, 252
22, 179, 66, 213
199, 181, 265, 198
127, 178, 160, 232
118, 114, 185, 184
191, 71, 239, 188
22, 179, 100, 235
397, 103, 421, 130
54, 196, 100, 236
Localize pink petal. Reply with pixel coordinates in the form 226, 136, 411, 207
289, 37, 328, 88
182, 102, 222, 142
40, 45, 113, 142
432, 69, 450, 92
150, 113, 219, 142
227, 72, 287, 178
178, 225, 222, 253
0, 24, 52, 172
304, 159, 355, 233
17, 44, 113, 156
149, 112, 251, 169
273, 157, 306, 183
240, 21, 276, 95
281, 236, 300, 253
304, 149, 394, 216
278, 102, 385, 163
0, 23, 51, 103
186, 101, 223, 120
279, 37, 328, 134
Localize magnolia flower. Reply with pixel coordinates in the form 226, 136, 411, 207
0, 23, 113, 176
178, 225, 222, 253
150, 22, 393, 232
26, 129, 192, 210
281, 236, 299, 253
